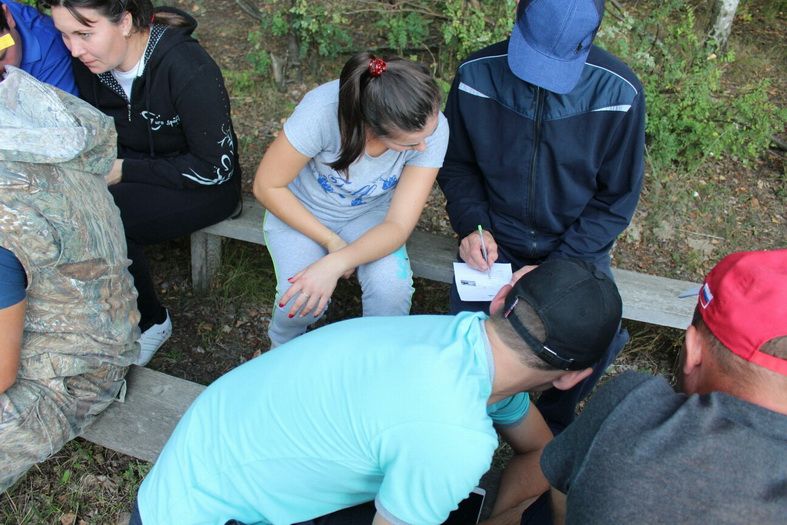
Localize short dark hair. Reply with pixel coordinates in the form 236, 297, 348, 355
329, 51, 440, 175
692, 307, 787, 376
37, 0, 153, 30
489, 300, 554, 371
1, 2, 10, 33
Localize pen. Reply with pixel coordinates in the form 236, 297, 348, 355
477, 225, 492, 279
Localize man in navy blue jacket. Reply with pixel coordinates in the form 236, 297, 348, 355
438, 0, 645, 435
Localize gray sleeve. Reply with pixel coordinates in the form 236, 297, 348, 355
404, 112, 449, 168
283, 81, 340, 158
540, 371, 655, 492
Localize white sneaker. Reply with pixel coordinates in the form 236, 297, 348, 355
136, 310, 172, 366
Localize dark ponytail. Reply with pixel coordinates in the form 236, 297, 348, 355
329, 52, 440, 175
37, 0, 153, 30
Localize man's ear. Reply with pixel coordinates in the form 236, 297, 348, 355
682, 324, 704, 375
551, 367, 593, 391
489, 283, 512, 316
2, 5, 15, 30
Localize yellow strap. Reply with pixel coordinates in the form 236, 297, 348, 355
0, 33, 15, 52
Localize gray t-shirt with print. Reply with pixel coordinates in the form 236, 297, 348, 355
541, 371, 787, 524
283, 80, 449, 222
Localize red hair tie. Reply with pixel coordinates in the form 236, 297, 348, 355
368, 57, 387, 77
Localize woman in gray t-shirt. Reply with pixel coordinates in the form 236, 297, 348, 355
254, 52, 449, 346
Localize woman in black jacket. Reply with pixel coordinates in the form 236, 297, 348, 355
42, 0, 241, 364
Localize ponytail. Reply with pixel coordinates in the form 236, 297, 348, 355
329, 52, 440, 175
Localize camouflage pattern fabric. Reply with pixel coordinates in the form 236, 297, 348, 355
0, 68, 141, 492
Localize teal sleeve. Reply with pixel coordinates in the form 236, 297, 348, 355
488, 392, 530, 427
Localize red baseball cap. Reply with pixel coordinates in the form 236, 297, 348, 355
698, 249, 787, 375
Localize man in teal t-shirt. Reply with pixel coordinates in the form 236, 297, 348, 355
134, 259, 623, 525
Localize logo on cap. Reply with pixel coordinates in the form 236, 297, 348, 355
699, 283, 714, 309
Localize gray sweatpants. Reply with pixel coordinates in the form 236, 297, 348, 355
263, 209, 414, 347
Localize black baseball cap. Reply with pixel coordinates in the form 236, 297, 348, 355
503, 258, 622, 370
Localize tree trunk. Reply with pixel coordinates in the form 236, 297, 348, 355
707, 0, 739, 51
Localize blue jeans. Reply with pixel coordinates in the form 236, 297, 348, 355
449, 250, 628, 435
130, 500, 142, 525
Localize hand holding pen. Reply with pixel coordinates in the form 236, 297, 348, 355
477, 225, 492, 279
458, 225, 498, 274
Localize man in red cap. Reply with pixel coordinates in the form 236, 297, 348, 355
536, 249, 787, 525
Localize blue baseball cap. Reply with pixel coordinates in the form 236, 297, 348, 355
508, 0, 605, 94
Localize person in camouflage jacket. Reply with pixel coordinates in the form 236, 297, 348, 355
0, 67, 139, 492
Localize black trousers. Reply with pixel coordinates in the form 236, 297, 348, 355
130, 499, 376, 525
110, 177, 240, 328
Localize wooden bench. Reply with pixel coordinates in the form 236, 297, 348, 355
79, 194, 699, 513
192, 195, 699, 330
81, 366, 203, 463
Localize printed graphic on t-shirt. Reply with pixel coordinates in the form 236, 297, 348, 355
314, 166, 399, 207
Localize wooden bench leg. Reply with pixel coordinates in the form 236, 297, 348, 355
190, 231, 222, 292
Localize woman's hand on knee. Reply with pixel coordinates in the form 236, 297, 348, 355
279, 254, 346, 318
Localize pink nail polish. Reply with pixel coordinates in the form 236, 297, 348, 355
287, 313, 294, 319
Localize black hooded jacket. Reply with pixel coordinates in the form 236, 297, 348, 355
72, 8, 241, 190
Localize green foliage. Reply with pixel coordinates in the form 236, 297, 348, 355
258, 0, 353, 58
249, 0, 515, 75
246, 30, 272, 76
223, 69, 258, 94
375, 11, 431, 54
739, 0, 787, 23
597, 2, 785, 176
440, 0, 514, 66
246, 1, 783, 175
292, 1, 353, 58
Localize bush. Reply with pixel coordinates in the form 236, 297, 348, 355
248, 0, 784, 176
248, 0, 514, 77
597, 1, 785, 176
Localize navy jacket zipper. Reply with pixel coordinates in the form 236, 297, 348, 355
527, 88, 544, 253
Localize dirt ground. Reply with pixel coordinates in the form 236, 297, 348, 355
1, 0, 784, 523
147, 0, 783, 383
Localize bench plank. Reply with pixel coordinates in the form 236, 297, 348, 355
191, 196, 697, 329
612, 268, 695, 330
80, 366, 204, 463
201, 195, 266, 245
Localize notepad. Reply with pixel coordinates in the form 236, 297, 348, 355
453, 262, 512, 302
